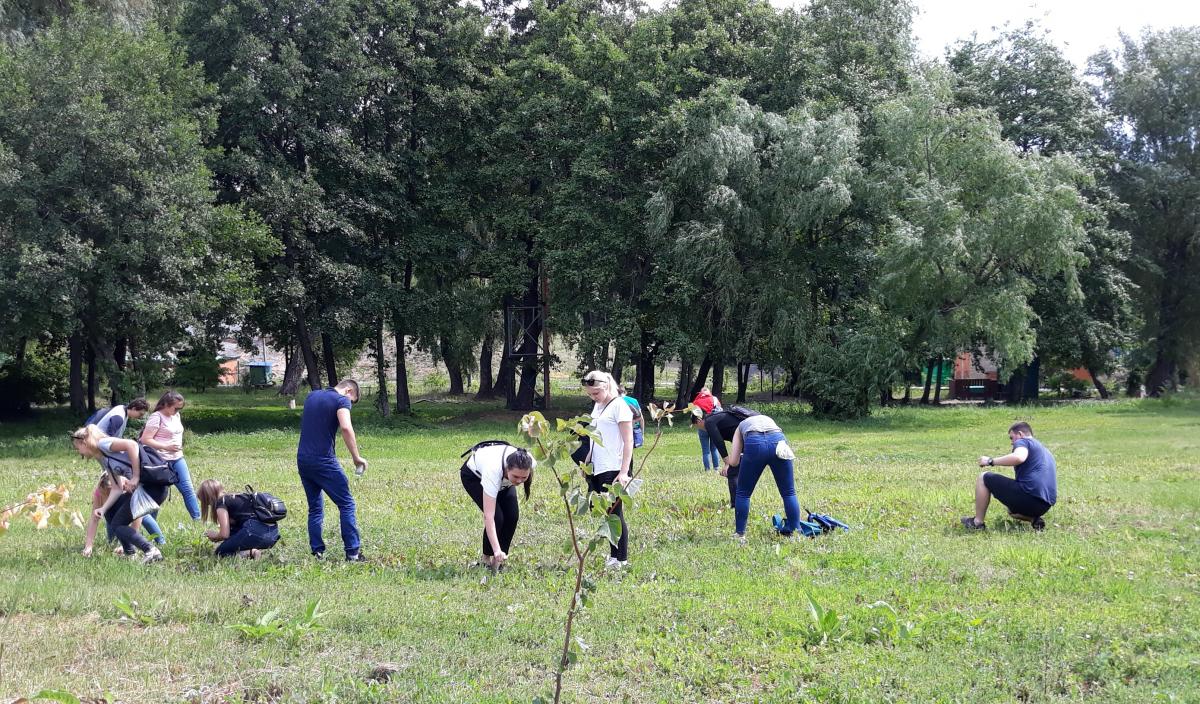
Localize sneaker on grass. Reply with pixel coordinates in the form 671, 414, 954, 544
960, 516, 986, 531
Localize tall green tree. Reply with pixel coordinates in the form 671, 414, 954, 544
1093, 28, 1200, 394
0, 12, 271, 411
948, 23, 1138, 399
874, 67, 1091, 398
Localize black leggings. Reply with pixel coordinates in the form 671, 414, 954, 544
105, 484, 170, 555
460, 465, 519, 556
587, 470, 628, 561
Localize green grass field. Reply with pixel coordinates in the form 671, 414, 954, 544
0, 392, 1197, 703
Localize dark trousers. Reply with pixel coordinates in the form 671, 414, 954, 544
460, 466, 519, 556
105, 484, 170, 555
298, 457, 360, 556
587, 470, 628, 561
216, 519, 281, 557
726, 468, 739, 509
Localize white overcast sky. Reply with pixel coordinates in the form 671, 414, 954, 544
643, 0, 1200, 71
908, 0, 1200, 69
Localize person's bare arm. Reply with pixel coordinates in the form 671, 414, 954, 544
482, 493, 504, 560
979, 445, 1030, 468
337, 407, 367, 469
206, 508, 231, 542
726, 429, 745, 469
616, 420, 634, 486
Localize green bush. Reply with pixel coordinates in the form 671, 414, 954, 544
171, 347, 222, 393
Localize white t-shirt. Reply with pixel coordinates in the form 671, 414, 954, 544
466, 444, 536, 498
589, 396, 634, 474
143, 410, 184, 460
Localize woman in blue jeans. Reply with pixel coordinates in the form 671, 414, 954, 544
141, 391, 200, 522
726, 414, 801, 539
198, 479, 279, 558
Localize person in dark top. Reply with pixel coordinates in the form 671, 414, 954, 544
198, 479, 280, 558
962, 421, 1058, 531
297, 379, 368, 561
691, 406, 760, 508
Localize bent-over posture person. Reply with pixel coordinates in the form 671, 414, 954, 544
198, 480, 280, 558
460, 443, 535, 568
695, 406, 760, 508
726, 413, 801, 540
72, 425, 167, 563
962, 421, 1057, 531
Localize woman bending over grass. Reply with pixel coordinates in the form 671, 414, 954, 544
198, 480, 280, 558
460, 442, 535, 569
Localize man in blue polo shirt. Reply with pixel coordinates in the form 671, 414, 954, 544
298, 379, 369, 560
962, 421, 1057, 531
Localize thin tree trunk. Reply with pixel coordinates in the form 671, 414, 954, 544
736, 362, 750, 403
689, 354, 714, 399
280, 344, 303, 397
69, 333, 85, 414
14, 337, 27, 372
475, 331, 496, 400
511, 275, 542, 411
920, 359, 935, 404
441, 336, 465, 395
321, 332, 339, 386
1086, 365, 1110, 399
675, 358, 693, 407
295, 315, 322, 391
374, 318, 390, 417
633, 331, 656, 402
933, 357, 944, 404
610, 347, 624, 385
711, 356, 725, 399
86, 343, 97, 414
1023, 356, 1041, 401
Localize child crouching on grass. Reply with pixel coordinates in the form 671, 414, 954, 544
198, 480, 280, 559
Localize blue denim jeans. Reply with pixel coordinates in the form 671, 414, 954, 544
216, 519, 281, 557
170, 456, 201, 520
698, 430, 721, 470
298, 457, 360, 556
734, 431, 800, 535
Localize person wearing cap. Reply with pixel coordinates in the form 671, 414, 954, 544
297, 378, 368, 561
581, 370, 634, 569
962, 421, 1057, 531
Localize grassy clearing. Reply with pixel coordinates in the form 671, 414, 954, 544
0, 392, 1197, 703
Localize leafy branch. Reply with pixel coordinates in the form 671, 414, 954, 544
520, 402, 690, 704
0, 483, 83, 536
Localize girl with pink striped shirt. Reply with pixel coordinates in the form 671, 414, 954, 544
140, 391, 200, 520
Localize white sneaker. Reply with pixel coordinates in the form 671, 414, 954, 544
140, 546, 163, 564
604, 556, 628, 570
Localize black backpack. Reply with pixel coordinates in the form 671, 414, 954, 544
238, 485, 287, 524
459, 439, 514, 458
725, 405, 759, 421
103, 444, 178, 486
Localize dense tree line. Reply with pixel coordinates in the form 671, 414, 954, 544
0, 0, 1196, 419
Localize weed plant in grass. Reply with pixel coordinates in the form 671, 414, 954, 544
0, 393, 1196, 702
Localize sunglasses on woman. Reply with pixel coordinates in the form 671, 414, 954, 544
581, 378, 605, 387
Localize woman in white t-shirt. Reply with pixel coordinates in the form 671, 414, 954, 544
582, 370, 634, 569
460, 442, 535, 569
140, 391, 200, 520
